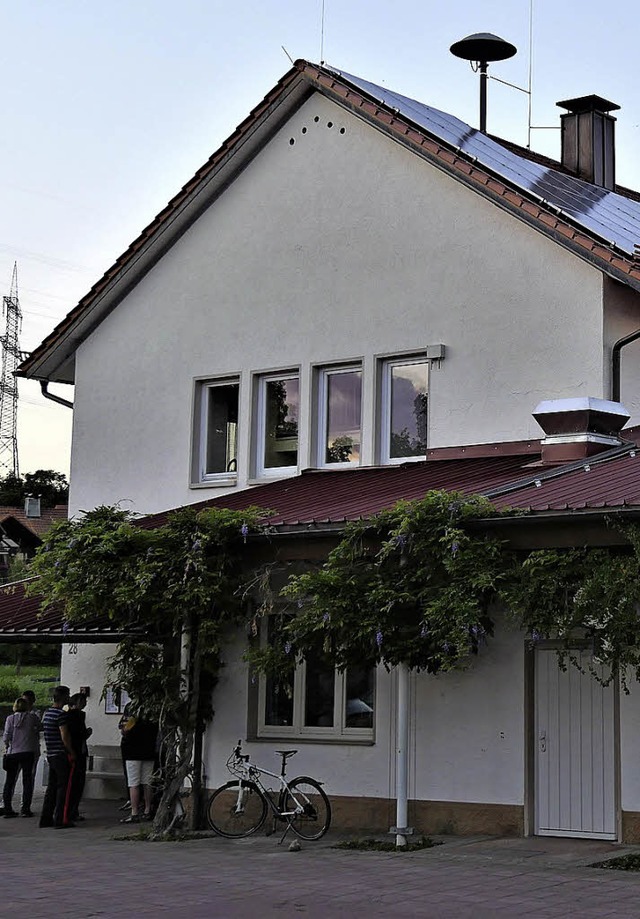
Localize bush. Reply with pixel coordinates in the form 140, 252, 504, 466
0, 677, 21, 704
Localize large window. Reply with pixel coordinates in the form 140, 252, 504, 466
380, 357, 428, 463
257, 373, 299, 477
257, 617, 374, 741
194, 379, 239, 482
318, 366, 362, 467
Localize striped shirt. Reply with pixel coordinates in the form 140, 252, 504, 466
42, 707, 68, 756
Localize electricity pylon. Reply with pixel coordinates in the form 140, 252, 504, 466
0, 263, 22, 477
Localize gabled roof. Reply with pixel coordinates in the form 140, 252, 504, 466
0, 505, 67, 539
19, 61, 640, 384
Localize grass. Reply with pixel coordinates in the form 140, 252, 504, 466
334, 836, 440, 852
0, 663, 60, 706
594, 853, 640, 871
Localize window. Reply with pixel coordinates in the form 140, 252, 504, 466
257, 616, 375, 741
380, 357, 428, 463
318, 366, 362, 466
194, 379, 239, 482
257, 373, 299, 477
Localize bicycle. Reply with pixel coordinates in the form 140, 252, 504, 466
206, 741, 331, 841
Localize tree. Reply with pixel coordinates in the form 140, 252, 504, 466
0, 469, 68, 507
29, 502, 266, 836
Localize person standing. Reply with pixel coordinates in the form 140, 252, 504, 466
66, 693, 92, 821
120, 710, 158, 823
39, 685, 76, 829
2, 697, 41, 817
22, 689, 43, 783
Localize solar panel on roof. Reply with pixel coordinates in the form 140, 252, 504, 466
328, 66, 640, 257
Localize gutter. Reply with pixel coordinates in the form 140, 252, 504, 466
612, 329, 640, 402
40, 381, 74, 410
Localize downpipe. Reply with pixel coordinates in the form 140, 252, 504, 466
395, 662, 411, 848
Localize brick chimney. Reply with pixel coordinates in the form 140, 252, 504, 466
557, 95, 619, 190
533, 397, 629, 465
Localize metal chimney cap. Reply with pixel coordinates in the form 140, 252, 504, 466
556, 95, 620, 114
450, 32, 517, 63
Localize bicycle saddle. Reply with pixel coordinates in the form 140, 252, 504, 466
275, 749, 298, 758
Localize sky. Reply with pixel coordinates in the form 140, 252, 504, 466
1, 0, 638, 477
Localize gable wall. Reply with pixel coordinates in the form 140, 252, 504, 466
69, 92, 604, 516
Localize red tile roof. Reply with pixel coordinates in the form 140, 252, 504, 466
139, 434, 640, 530
0, 505, 67, 539
138, 449, 541, 529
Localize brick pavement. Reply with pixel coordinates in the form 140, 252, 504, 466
2, 797, 640, 917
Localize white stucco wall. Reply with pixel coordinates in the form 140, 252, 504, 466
619, 679, 640, 813
603, 277, 640, 425
60, 642, 122, 747
204, 621, 524, 806
68, 91, 604, 518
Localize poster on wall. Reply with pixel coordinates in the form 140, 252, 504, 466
104, 687, 131, 714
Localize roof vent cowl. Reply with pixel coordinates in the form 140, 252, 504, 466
533, 397, 630, 465
557, 95, 619, 191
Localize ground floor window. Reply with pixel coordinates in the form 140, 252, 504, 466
256, 617, 374, 741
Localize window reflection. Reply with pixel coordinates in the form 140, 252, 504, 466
206, 383, 238, 474
304, 650, 335, 728
345, 666, 374, 729
325, 369, 362, 464
389, 362, 428, 459
264, 377, 299, 470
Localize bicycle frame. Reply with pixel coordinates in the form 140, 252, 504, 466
229, 756, 308, 823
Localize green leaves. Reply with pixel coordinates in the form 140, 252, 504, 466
28, 503, 269, 717
250, 491, 510, 676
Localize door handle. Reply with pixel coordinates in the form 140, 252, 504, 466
539, 730, 547, 753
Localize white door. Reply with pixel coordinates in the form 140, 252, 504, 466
534, 647, 616, 839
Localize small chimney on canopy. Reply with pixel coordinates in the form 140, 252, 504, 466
450, 32, 517, 133
533, 397, 629, 465
557, 95, 619, 190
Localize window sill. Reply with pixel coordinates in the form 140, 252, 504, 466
247, 471, 298, 486
189, 475, 237, 490
248, 733, 375, 746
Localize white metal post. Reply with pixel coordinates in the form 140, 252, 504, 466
395, 661, 410, 847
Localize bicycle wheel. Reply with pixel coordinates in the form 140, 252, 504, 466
206, 780, 268, 838
281, 776, 331, 840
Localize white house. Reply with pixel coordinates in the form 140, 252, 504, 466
18, 60, 640, 840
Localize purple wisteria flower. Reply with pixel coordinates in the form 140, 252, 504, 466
192, 539, 202, 552
394, 534, 408, 550
442, 641, 451, 653
530, 629, 541, 644
284, 641, 292, 655
420, 625, 428, 639
450, 541, 460, 556
241, 523, 249, 543
322, 612, 330, 624
375, 630, 383, 648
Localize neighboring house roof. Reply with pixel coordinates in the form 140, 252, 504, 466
18, 61, 640, 384
0, 505, 67, 539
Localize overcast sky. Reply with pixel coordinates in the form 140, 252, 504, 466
2, 0, 638, 476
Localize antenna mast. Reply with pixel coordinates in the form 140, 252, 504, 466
0, 263, 22, 478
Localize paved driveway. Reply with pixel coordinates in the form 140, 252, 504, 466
3, 798, 640, 917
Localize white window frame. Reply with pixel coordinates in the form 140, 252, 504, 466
256, 371, 300, 479
255, 620, 375, 742
379, 355, 429, 465
317, 364, 363, 469
194, 378, 239, 485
